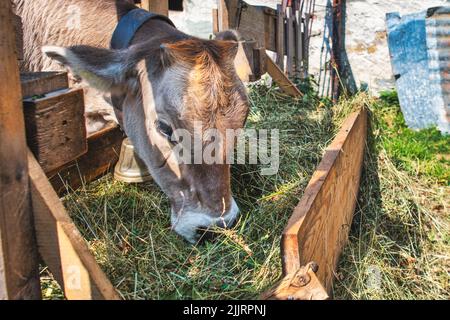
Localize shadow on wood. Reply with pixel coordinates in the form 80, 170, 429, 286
28, 150, 120, 300
48, 125, 125, 196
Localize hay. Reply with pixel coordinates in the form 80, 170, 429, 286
41, 82, 355, 299
41, 86, 449, 300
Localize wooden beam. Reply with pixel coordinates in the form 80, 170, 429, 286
282, 108, 367, 292
0, 0, 41, 300
28, 150, 121, 300
275, 4, 285, 69
294, 9, 304, 78
141, 0, 169, 16
212, 8, 219, 34
48, 125, 125, 196
285, 7, 295, 77
217, 0, 231, 31
265, 53, 302, 97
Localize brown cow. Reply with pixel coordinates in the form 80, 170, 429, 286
13, 0, 249, 243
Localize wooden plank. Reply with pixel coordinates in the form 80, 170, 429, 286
141, 0, 168, 16
303, 12, 311, 75
265, 53, 303, 97
218, 0, 277, 51
28, 150, 121, 300
217, 0, 231, 31
20, 72, 69, 98
281, 108, 367, 293
24, 88, 87, 173
275, 4, 285, 69
212, 8, 219, 34
48, 125, 125, 196
0, 0, 41, 300
238, 4, 277, 51
295, 9, 304, 78
285, 7, 295, 77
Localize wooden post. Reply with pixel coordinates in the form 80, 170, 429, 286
294, 9, 304, 78
0, 0, 41, 300
141, 0, 169, 16
285, 7, 295, 77
331, 0, 344, 102
217, 0, 231, 31
275, 4, 285, 69
212, 8, 219, 34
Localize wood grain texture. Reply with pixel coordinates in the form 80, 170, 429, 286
12, 13, 23, 61
28, 150, 120, 300
265, 53, 302, 97
23, 88, 87, 173
294, 9, 304, 78
285, 7, 295, 77
281, 108, 367, 293
141, 0, 168, 16
48, 125, 125, 196
212, 8, 219, 34
0, 0, 41, 300
217, 0, 232, 31
261, 263, 329, 300
21, 72, 69, 99
275, 4, 285, 69
219, 0, 276, 51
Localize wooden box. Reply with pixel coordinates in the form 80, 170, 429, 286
23, 88, 87, 173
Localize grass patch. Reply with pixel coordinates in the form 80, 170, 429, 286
333, 91, 449, 299
374, 91, 449, 184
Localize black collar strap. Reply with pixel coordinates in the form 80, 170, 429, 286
111, 8, 175, 50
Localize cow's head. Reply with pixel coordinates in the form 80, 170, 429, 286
43, 31, 249, 243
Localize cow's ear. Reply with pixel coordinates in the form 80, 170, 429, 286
42, 45, 134, 92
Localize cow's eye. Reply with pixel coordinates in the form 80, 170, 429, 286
156, 120, 173, 140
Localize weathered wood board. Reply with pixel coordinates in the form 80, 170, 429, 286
21, 72, 69, 99
285, 7, 295, 77
218, 0, 277, 51
265, 53, 302, 97
28, 150, 120, 300
141, 0, 169, 16
48, 125, 125, 195
0, 0, 41, 300
23, 88, 87, 173
275, 4, 285, 69
281, 108, 367, 293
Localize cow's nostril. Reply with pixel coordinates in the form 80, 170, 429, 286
196, 226, 217, 243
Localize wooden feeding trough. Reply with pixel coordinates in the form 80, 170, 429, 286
0, 0, 364, 300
